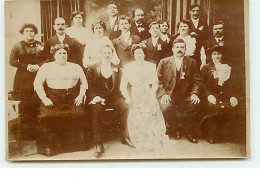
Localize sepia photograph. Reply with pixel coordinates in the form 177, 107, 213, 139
5, 0, 249, 160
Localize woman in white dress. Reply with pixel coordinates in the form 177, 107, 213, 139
66, 11, 89, 47
120, 44, 169, 152
174, 20, 206, 69
83, 20, 120, 68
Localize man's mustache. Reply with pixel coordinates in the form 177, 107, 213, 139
177, 51, 183, 53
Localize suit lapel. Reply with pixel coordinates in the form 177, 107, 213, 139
169, 56, 176, 77
119, 35, 128, 48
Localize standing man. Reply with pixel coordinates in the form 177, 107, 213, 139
159, 20, 174, 58
43, 17, 83, 66
103, 1, 121, 40
143, 21, 165, 67
130, 8, 150, 41
204, 21, 233, 64
86, 44, 134, 158
113, 15, 140, 67
157, 39, 202, 143
188, 4, 209, 42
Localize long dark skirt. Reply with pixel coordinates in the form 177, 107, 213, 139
36, 87, 91, 156
18, 92, 40, 140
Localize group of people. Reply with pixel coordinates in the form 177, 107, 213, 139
9, 2, 241, 158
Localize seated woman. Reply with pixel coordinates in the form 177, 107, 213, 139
34, 44, 89, 156
65, 11, 89, 47
9, 23, 44, 140
83, 20, 120, 68
201, 46, 239, 144
120, 44, 169, 152
174, 20, 206, 69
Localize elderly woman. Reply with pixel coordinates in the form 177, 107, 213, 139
9, 23, 44, 140
83, 20, 119, 68
34, 44, 88, 156
66, 11, 89, 47
174, 20, 206, 68
201, 46, 239, 144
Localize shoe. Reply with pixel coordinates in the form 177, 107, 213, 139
187, 135, 198, 143
121, 137, 135, 148
208, 137, 218, 144
94, 143, 104, 158
173, 131, 182, 140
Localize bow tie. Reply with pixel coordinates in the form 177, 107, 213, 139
137, 23, 143, 27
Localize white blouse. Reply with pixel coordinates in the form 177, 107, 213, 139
66, 26, 90, 45
34, 62, 88, 99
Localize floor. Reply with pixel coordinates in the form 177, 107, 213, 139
8, 137, 247, 161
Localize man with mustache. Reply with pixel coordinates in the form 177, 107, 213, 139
188, 4, 209, 42
204, 21, 233, 65
157, 39, 202, 143
86, 44, 134, 158
43, 17, 83, 66
130, 8, 150, 41
102, 1, 121, 40
113, 15, 140, 67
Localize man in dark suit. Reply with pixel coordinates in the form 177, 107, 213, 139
157, 38, 202, 143
188, 4, 209, 42
102, 1, 121, 40
130, 8, 150, 41
143, 21, 166, 67
113, 15, 140, 67
204, 21, 233, 64
159, 20, 174, 58
86, 44, 134, 158
43, 17, 83, 66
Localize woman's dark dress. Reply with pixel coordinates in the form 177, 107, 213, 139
9, 40, 44, 139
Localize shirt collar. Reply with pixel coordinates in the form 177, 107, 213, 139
57, 33, 66, 43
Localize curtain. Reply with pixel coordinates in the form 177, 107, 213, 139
40, 0, 84, 42
162, 0, 216, 35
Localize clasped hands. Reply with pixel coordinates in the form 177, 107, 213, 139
27, 64, 39, 72
160, 94, 200, 105
89, 96, 106, 105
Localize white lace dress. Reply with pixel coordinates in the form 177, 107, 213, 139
120, 61, 169, 151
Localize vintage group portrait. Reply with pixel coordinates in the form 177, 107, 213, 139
5, 0, 250, 160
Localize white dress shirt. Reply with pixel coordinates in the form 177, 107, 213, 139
174, 56, 184, 71
109, 16, 117, 29
152, 37, 159, 47
57, 33, 66, 43
191, 18, 199, 29
215, 36, 224, 43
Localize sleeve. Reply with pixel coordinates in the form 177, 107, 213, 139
82, 43, 92, 66
199, 65, 212, 97
190, 60, 202, 96
156, 59, 168, 98
77, 65, 88, 96
120, 67, 130, 100
33, 64, 48, 100
85, 66, 98, 100
9, 43, 28, 70
74, 40, 83, 67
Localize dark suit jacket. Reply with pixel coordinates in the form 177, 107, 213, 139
130, 21, 151, 41
86, 64, 123, 100
102, 16, 121, 40
189, 18, 210, 42
144, 37, 169, 67
160, 33, 174, 58
157, 56, 201, 100
112, 34, 141, 67
43, 34, 83, 66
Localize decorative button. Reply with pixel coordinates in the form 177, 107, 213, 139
220, 92, 223, 94
219, 101, 223, 104
221, 105, 224, 108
